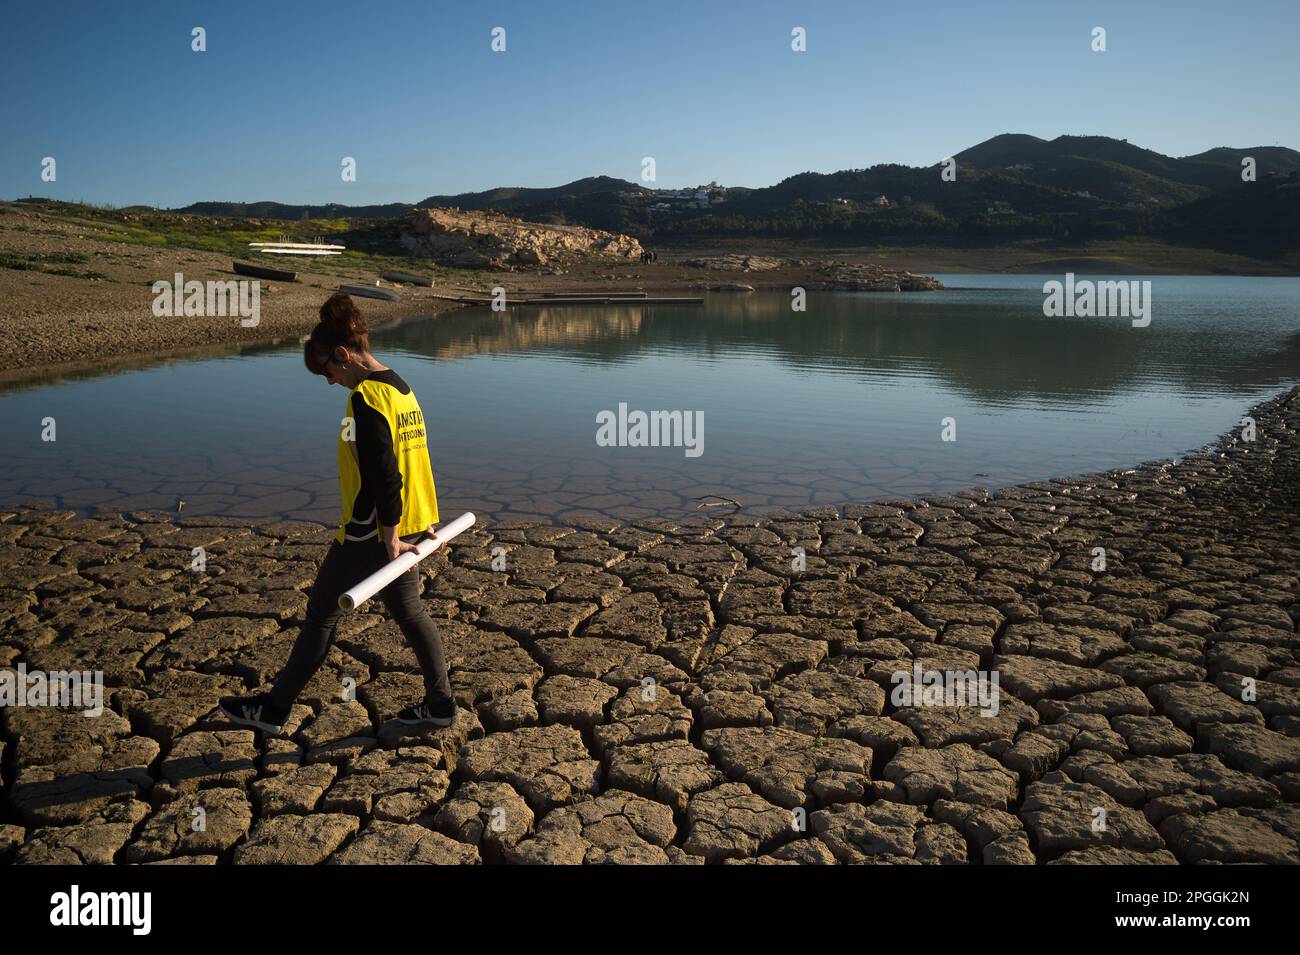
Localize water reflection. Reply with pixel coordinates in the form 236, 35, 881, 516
376, 283, 1300, 404
2, 279, 1297, 525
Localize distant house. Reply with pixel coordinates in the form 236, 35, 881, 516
987, 200, 1014, 215
871, 195, 891, 207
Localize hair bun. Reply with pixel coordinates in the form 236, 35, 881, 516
304, 292, 372, 374
318, 292, 368, 343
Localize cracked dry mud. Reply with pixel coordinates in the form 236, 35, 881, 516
2, 389, 1299, 865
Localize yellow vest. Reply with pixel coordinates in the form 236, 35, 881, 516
337, 375, 439, 543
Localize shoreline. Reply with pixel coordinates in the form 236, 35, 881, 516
0, 200, 900, 385
8, 201, 1297, 389
1, 388, 1297, 864
13, 263, 1296, 390
0, 296, 474, 392
0, 198, 477, 387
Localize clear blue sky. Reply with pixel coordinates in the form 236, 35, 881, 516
2, 0, 1296, 207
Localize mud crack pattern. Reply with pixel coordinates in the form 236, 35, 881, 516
2, 389, 1298, 864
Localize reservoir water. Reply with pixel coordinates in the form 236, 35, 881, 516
4, 275, 1298, 526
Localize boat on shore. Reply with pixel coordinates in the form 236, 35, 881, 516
233, 260, 298, 282
258, 248, 342, 256
339, 283, 400, 302
249, 241, 345, 250
381, 271, 433, 287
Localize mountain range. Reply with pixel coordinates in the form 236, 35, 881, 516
175, 134, 1300, 248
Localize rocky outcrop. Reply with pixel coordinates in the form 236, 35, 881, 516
685, 255, 943, 291
401, 207, 643, 270
687, 255, 785, 271
808, 264, 944, 292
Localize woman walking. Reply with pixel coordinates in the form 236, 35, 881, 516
221, 293, 455, 734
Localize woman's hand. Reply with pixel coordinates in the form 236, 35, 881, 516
382, 526, 420, 571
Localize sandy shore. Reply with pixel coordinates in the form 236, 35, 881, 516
2, 202, 934, 387
1, 388, 1297, 864
0, 204, 473, 385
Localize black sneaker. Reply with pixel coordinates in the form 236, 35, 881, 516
395, 697, 456, 728
219, 693, 290, 735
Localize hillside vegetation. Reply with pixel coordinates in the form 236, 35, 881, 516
146, 134, 1300, 257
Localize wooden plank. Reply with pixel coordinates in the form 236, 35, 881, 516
539, 290, 647, 298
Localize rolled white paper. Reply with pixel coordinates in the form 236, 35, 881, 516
338, 512, 476, 611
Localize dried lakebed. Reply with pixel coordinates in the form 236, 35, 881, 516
1, 390, 1298, 865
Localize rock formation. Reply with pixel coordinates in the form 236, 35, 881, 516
686, 255, 944, 291
401, 207, 643, 271
808, 264, 944, 292
686, 255, 785, 271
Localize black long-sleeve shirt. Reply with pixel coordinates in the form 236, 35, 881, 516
350, 370, 406, 528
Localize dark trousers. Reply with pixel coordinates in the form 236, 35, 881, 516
270, 535, 453, 710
